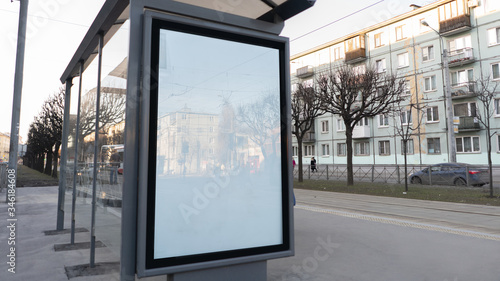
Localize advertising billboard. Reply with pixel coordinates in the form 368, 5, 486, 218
138, 13, 292, 275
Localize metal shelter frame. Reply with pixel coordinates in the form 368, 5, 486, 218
58, 0, 315, 280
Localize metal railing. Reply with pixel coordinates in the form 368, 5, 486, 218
293, 164, 495, 187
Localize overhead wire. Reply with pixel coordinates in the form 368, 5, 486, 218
290, 0, 385, 42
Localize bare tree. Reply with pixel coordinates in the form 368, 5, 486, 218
317, 64, 406, 185
391, 94, 426, 192
236, 93, 280, 161
291, 83, 323, 182
78, 88, 126, 144
42, 88, 64, 178
472, 76, 499, 197
24, 89, 65, 177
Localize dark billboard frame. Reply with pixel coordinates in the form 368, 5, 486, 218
137, 11, 294, 276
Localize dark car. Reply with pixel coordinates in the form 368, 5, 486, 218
409, 163, 489, 187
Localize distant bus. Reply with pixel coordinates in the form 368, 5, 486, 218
101, 144, 124, 174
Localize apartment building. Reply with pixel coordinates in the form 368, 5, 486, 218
291, 0, 500, 166
0, 132, 9, 162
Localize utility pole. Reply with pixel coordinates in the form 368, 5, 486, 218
7, 0, 29, 196
421, 20, 456, 162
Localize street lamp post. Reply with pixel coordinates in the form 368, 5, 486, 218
421, 20, 457, 163
8, 0, 29, 197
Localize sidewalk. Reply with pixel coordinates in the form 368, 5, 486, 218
0, 186, 125, 281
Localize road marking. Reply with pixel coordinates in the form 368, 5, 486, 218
296, 204, 500, 242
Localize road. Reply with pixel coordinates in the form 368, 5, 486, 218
268, 189, 500, 281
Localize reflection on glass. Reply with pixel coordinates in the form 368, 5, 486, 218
154, 29, 283, 259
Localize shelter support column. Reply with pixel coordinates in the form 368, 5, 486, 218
57, 77, 73, 230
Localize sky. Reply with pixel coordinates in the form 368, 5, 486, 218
0, 0, 429, 142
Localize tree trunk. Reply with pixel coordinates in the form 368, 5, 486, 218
487, 127, 494, 197
297, 138, 304, 182
45, 150, 53, 176
52, 143, 61, 178
37, 153, 44, 173
403, 140, 408, 192
346, 126, 354, 186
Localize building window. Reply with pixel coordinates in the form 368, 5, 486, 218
345, 36, 365, 52
376, 58, 386, 73
374, 32, 384, 48
401, 139, 414, 155
303, 79, 314, 87
492, 63, 500, 80
337, 118, 345, 131
395, 25, 406, 41
401, 110, 412, 125
454, 102, 477, 117
427, 138, 441, 154
438, 0, 466, 21
379, 114, 389, 127
322, 144, 330, 156
353, 64, 366, 75
337, 143, 346, 156
495, 99, 500, 116
333, 46, 344, 61
354, 142, 370, 156
456, 136, 480, 153
426, 106, 439, 122
356, 117, 369, 126
485, 0, 500, 13
451, 69, 474, 87
321, 120, 329, 133
293, 146, 298, 156
304, 145, 315, 156
422, 45, 434, 61
449, 35, 472, 55
378, 140, 391, 155
498, 135, 500, 152
402, 81, 411, 96
424, 75, 436, 92
488, 27, 500, 46
397, 52, 409, 68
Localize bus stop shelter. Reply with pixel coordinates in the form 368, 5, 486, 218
58, 0, 315, 279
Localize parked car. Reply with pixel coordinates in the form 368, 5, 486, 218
409, 163, 489, 187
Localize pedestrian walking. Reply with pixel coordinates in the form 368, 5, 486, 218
310, 157, 317, 172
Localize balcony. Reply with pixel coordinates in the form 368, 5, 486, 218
352, 125, 371, 139
302, 131, 316, 142
458, 116, 480, 131
448, 48, 475, 67
345, 48, 366, 64
296, 65, 314, 78
451, 82, 476, 100
439, 14, 471, 36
